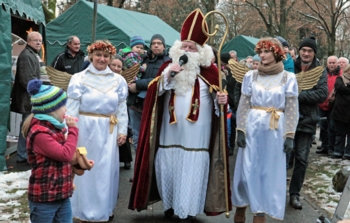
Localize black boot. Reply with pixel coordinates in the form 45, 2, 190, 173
180, 216, 196, 223
124, 162, 131, 170
164, 208, 174, 218
289, 196, 302, 210
316, 147, 328, 154
229, 147, 234, 156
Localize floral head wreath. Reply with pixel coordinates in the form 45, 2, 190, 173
255, 40, 286, 62
87, 41, 116, 56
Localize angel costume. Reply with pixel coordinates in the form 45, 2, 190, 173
67, 64, 128, 221
232, 69, 298, 220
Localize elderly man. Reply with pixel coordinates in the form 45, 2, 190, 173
51, 35, 85, 74
129, 9, 230, 223
316, 56, 342, 156
127, 34, 170, 151
11, 31, 42, 163
229, 50, 237, 61
289, 36, 328, 210
338, 57, 349, 70
332, 57, 350, 159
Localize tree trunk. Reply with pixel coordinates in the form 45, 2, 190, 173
279, 0, 287, 37
328, 33, 336, 55
118, 0, 126, 8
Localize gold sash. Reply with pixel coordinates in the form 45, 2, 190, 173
79, 111, 118, 134
251, 106, 284, 130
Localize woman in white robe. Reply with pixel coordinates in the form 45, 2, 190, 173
66, 40, 128, 222
232, 37, 299, 223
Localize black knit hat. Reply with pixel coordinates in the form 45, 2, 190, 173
150, 34, 166, 48
220, 52, 231, 64
299, 36, 317, 53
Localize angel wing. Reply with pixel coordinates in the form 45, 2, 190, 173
121, 64, 140, 83
296, 66, 324, 93
227, 58, 250, 83
46, 66, 72, 91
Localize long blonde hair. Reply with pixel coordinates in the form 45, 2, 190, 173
22, 114, 34, 138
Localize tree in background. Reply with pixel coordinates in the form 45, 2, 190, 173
53, 0, 350, 58
42, 0, 56, 23
228, 0, 297, 38
299, 0, 350, 55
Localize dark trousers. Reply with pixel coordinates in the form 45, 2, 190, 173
334, 133, 346, 156
334, 120, 350, 157
319, 109, 336, 153
230, 112, 236, 149
289, 131, 313, 197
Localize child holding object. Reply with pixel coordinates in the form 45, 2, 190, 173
22, 79, 84, 223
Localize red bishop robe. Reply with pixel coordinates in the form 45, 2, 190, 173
128, 60, 231, 216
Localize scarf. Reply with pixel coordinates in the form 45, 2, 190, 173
258, 61, 284, 75
34, 114, 66, 130
342, 71, 350, 85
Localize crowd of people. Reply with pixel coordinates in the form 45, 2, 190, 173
9, 7, 350, 223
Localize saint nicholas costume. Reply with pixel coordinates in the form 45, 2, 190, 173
129, 9, 231, 219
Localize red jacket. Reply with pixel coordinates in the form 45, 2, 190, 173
319, 67, 342, 111
27, 118, 78, 202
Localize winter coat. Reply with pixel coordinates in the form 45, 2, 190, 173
51, 48, 85, 75
319, 66, 342, 111
283, 53, 295, 73
331, 77, 350, 123
10, 45, 41, 114
226, 69, 237, 111
127, 50, 170, 107
295, 57, 328, 134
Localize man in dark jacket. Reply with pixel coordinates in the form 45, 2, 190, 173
289, 36, 328, 210
127, 34, 170, 150
11, 31, 42, 163
51, 36, 85, 74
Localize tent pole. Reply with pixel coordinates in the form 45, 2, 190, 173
92, 0, 98, 42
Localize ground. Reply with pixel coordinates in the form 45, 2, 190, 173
1, 135, 350, 222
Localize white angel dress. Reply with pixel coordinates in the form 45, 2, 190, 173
67, 64, 128, 222
232, 70, 298, 220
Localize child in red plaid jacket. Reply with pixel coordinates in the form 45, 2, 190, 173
23, 79, 79, 223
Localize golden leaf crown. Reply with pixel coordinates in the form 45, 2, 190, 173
87, 41, 116, 56
255, 40, 286, 62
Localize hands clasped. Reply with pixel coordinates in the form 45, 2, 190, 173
216, 92, 227, 105
117, 135, 127, 146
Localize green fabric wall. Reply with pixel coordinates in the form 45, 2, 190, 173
46, 0, 179, 65
0, 7, 12, 171
222, 35, 259, 61
0, 0, 45, 170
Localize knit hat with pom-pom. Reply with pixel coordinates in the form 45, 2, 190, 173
27, 79, 67, 114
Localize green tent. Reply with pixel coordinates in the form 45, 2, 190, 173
222, 35, 259, 61
46, 0, 180, 65
0, 0, 45, 170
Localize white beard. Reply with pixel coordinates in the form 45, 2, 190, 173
169, 40, 214, 96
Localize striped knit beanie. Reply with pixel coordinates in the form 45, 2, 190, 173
27, 79, 67, 114
130, 36, 145, 48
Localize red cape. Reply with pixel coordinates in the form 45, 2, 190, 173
128, 60, 232, 216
